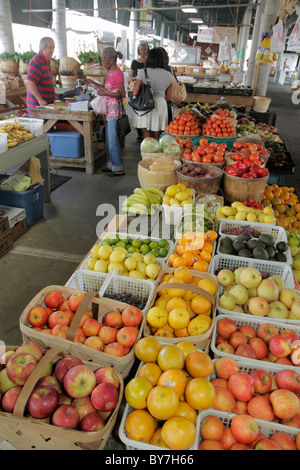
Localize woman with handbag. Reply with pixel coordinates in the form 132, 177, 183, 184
84, 47, 126, 176
131, 48, 173, 140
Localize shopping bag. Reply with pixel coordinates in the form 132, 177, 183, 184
90, 96, 107, 114
170, 68, 187, 105
129, 68, 155, 116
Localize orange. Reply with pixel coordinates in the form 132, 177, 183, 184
174, 400, 197, 424
190, 294, 212, 314
149, 427, 170, 448
168, 308, 190, 329
157, 368, 188, 397
200, 415, 225, 440
124, 377, 153, 409
174, 327, 190, 337
157, 344, 185, 371
199, 439, 224, 450
182, 252, 196, 266
192, 260, 209, 272
185, 351, 214, 378
147, 306, 168, 329
176, 340, 197, 359
154, 328, 175, 338
294, 203, 300, 212
137, 362, 162, 386
125, 409, 156, 443
134, 336, 161, 363
173, 265, 193, 283
197, 278, 217, 296
172, 257, 187, 268
187, 314, 211, 336
161, 416, 196, 450
185, 377, 216, 410
165, 297, 187, 313
166, 281, 186, 298
205, 230, 218, 242
147, 385, 179, 420
182, 231, 196, 242
202, 241, 214, 253
168, 254, 180, 266
199, 250, 212, 263
176, 245, 186, 257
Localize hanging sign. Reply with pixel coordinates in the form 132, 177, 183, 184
197, 27, 213, 43
140, 0, 153, 30
212, 26, 237, 44
287, 16, 300, 52
271, 20, 286, 52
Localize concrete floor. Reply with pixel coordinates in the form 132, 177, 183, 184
0, 80, 299, 450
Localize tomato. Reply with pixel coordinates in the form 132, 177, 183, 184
214, 154, 223, 163
233, 141, 242, 150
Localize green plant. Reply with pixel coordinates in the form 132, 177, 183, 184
0, 52, 20, 63
19, 51, 37, 64
77, 51, 102, 65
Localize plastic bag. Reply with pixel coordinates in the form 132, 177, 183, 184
0, 175, 31, 192
140, 137, 162, 153
90, 96, 107, 114
159, 134, 177, 147
163, 141, 181, 153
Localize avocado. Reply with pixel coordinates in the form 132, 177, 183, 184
238, 248, 252, 258
220, 236, 233, 246
276, 252, 287, 262
266, 246, 276, 258
220, 244, 234, 255
237, 232, 252, 242
252, 246, 269, 260
258, 234, 275, 247
276, 241, 288, 253
246, 239, 265, 251
232, 239, 246, 253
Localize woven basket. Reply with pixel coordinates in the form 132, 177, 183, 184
224, 153, 266, 168
138, 158, 179, 190
19, 286, 146, 377
223, 172, 269, 203
141, 151, 182, 161
177, 163, 223, 194
0, 59, 18, 75
253, 96, 271, 113
0, 347, 123, 450
59, 57, 80, 76
60, 76, 78, 88
181, 156, 225, 169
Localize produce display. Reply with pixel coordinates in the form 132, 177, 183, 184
179, 163, 221, 178
122, 186, 164, 215
231, 140, 270, 156
262, 184, 300, 232
201, 115, 236, 138
168, 231, 217, 271
0, 121, 33, 147
162, 183, 194, 208
165, 109, 201, 136
178, 207, 220, 234
225, 162, 269, 179
182, 139, 227, 164
217, 266, 299, 322
225, 152, 266, 168
140, 135, 181, 154
215, 201, 276, 224
236, 123, 259, 138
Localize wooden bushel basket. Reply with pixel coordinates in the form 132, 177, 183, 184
0, 347, 123, 450
223, 172, 269, 204
177, 163, 223, 194
137, 158, 179, 190
19, 286, 146, 378
143, 268, 218, 352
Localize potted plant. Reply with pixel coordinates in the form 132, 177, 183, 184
18, 51, 37, 75
77, 51, 102, 66
0, 52, 20, 76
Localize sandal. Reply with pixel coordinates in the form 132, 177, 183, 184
101, 168, 112, 173
108, 171, 125, 177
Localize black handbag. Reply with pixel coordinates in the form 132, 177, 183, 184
117, 95, 131, 138
129, 68, 155, 116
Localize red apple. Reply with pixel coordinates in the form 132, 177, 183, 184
84, 336, 104, 351
212, 386, 236, 412
275, 357, 294, 366
0, 350, 16, 365
28, 307, 49, 327
214, 357, 239, 380
104, 311, 123, 329
52, 404, 80, 429
238, 324, 257, 340
249, 369, 272, 394
44, 290, 63, 309
27, 385, 59, 419
58, 393, 72, 405
227, 372, 255, 402
104, 342, 125, 357
216, 335, 227, 345
58, 300, 70, 311
229, 331, 248, 350
257, 323, 279, 344
248, 338, 268, 360
281, 411, 300, 428
230, 414, 259, 445
6, 353, 37, 386
270, 389, 300, 420
82, 318, 101, 337
249, 432, 269, 449
54, 356, 84, 383
270, 432, 297, 450
1, 386, 22, 413
229, 443, 250, 450
217, 342, 235, 355
68, 292, 86, 312
116, 326, 139, 348
74, 327, 86, 344
80, 411, 105, 432
247, 395, 274, 421
79, 309, 93, 328
254, 439, 282, 450
15, 343, 43, 361
48, 311, 72, 329
51, 324, 69, 338
235, 343, 257, 360
121, 306, 143, 327
0, 368, 17, 394
63, 364, 96, 399
275, 369, 300, 394
269, 336, 292, 358
36, 375, 62, 393
90, 382, 119, 411
233, 400, 247, 415
98, 326, 118, 345
217, 318, 238, 339
71, 396, 96, 420
211, 378, 228, 389
280, 329, 299, 344
219, 427, 237, 450
94, 366, 120, 388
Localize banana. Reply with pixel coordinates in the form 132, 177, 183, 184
123, 197, 150, 208
141, 189, 156, 205
133, 188, 150, 202
123, 203, 149, 215
144, 191, 161, 205
143, 186, 164, 199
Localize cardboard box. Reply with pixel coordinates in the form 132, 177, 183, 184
11, 219, 27, 241
0, 205, 26, 228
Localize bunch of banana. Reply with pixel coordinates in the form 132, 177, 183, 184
0, 122, 33, 148
122, 187, 164, 215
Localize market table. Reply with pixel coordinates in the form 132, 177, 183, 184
185, 93, 254, 113
0, 134, 51, 202
31, 107, 105, 175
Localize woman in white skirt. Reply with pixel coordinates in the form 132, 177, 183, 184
131, 48, 173, 140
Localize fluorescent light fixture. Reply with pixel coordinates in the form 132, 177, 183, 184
197, 24, 208, 28
189, 18, 203, 23
181, 5, 198, 13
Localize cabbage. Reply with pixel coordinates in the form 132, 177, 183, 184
163, 142, 181, 153
140, 137, 162, 153
159, 134, 177, 147
0, 175, 31, 192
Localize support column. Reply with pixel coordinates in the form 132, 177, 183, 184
160, 21, 165, 46
255, 0, 282, 96
245, 0, 266, 88
129, 10, 137, 64
0, 0, 14, 52
52, 0, 67, 58
239, 2, 254, 71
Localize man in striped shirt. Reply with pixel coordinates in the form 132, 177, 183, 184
26, 37, 56, 116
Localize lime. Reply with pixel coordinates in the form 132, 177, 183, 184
116, 241, 126, 248
120, 238, 128, 244
108, 237, 119, 246
127, 246, 136, 253
158, 248, 168, 258
127, 237, 134, 244
100, 239, 110, 246
132, 239, 142, 248
140, 244, 150, 254
158, 239, 168, 248
149, 241, 158, 250
150, 248, 159, 257
142, 238, 151, 244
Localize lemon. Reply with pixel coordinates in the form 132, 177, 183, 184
170, 197, 181, 207
131, 252, 144, 263
109, 247, 127, 263
94, 259, 108, 273
108, 262, 124, 275
163, 195, 171, 205
176, 183, 187, 191
129, 270, 146, 279
247, 212, 257, 222
90, 245, 100, 259
235, 211, 247, 221
222, 206, 236, 216
146, 263, 161, 279
181, 200, 193, 207
263, 206, 274, 215
263, 215, 276, 224
175, 190, 190, 202
185, 188, 194, 198
258, 213, 266, 223
137, 262, 147, 276
98, 244, 113, 260
87, 257, 98, 270
144, 253, 157, 265
124, 257, 137, 271
166, 185, 180, 197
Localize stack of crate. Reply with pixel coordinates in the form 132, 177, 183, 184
0, 216, 13, 258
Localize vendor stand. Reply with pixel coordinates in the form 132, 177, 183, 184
185, 92, 254, 113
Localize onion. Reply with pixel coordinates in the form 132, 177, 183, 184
204, 173, 214, 178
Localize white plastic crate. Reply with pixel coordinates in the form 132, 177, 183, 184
209, 254, 295, 288
0, 133, 8, 153
211, 313, 300, 371
65, 269, 156, 315
166, 237, 216, 272
217, 215, 276, 226
219, 219, 288, 242
162, 189, 196, 226
0, 117, 44, 137
195, 409, 300, 449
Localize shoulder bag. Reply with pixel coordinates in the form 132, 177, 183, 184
117, 93, 131, 138
170, 68, 187, 105
129, 68, 155, 116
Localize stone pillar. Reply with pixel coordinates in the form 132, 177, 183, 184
0, 0, 14, 52
129, 10, 137, 64
245, 0, 266, 88
52, 0, 67, 58
239, 2, 254, 71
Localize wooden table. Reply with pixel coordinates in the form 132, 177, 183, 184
32, 107, 105, 175
185, 93, 254, 113
0, 134, 51, 202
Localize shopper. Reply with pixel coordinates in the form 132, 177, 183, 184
84, 47, 126, 176
129, 42, 150, 142
25, 37, 56, 116
160, 47, 178, 123
131, 47, 173, 140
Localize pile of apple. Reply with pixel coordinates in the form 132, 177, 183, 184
217, 266, 300, 322
215, 316, 300, 367
211, 356, 300, 429
28, 289, 144, 358
199, 413, 300, 450
0, 343, 121, 432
